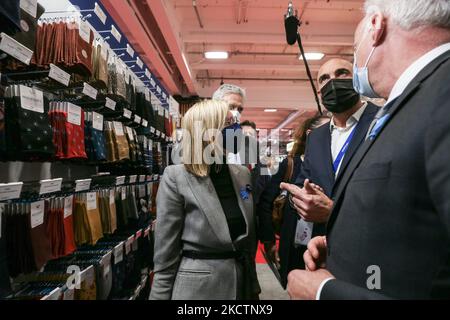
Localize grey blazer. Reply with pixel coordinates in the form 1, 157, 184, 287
149, 164, 260, 300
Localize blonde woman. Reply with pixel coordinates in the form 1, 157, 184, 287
150, 100, 260, 300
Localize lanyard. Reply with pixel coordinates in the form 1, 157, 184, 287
332, 125, 358, 173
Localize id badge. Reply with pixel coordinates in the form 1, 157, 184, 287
294, 218, 313, 246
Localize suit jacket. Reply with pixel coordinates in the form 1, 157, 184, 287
149, 164, 260, 300
322, 50, 450, 300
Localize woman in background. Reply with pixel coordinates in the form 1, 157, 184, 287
150, 100, 260, 300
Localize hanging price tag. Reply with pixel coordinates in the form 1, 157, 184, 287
67, 103, 82, 126
94, 2, 107, 24
142, 119, 148, 127
39, 178, 62, 195
49, 64, 70, 86
64, 195, 74, 218
75, 179, 91, 192
0, 33, 34, 65
79, 20, 91, 43
31, 200, 45, 229
139, 175, 146, 183
125, 236, 134, 255
156, 86, 162, 94
116, 176, 126, 186
92, 112, 104, 131
134, 115, 141, 124
113, 121, 124, 136
150, 78, 156, 87
87, 192, 97, 210
111, 25, 122, 43
114, 243, 124, 264
150, 127, 155, 134
105, 97, 116, 110
126, 127, 134, 141
126, 44, 135, 57
0, 182, 23, 201
123, 108, 132, 119
136, 57, 143, 69
20, 0, 38, 18
129, 175, 137, 184
145, 69, 151, 79
20, 85, 44, 113
83, 83, 97, 99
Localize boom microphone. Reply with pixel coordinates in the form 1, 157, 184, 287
284, 1, 299, 45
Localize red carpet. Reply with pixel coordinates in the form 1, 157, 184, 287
256, 240, 279, 264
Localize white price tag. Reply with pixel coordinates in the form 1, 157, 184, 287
150, 78, 156, 87
116, 176, 126, 186
114, 243, 124, 264
121, 187, 126, 200
67, 103, 82, 126
39, 178, 62, 195
49, 64, 70, 86
105, 97, 116, 110
123, 108, 132, 119
156, 86, 161, 94
139, 175, 146, 183
125, 236, 134, 255
20, 0, 37, 18
162, 133, 166, 139
145, 69, 151, 79
142, 119, 148, 127
87, 192, 97, 210
83, 83, 97, 99
94, 2, 107, 24
134, 115, 141, 124
0, 182, 23, 201
92, 112, 104, 131
109, 189, 115, 205
136, 57, 143, 69
75, 179, 91, 192
294, 219, 313, 246
156, 130, 160, 137
113, 121, 124, 136
162, 93, 167, 99
111, 25, 122, 43
144, 227, 150, 238
126, 127, 134, 141
129, 175, 137, 184
64, 195, 73, 218
31, 200, 45, 229
150, 127, 155, 134
79, 20, 91, 43
0, 33, 34, 65
126, 44, 134, 57
19, 85, 44, 113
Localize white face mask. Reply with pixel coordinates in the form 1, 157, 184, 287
353, 25, 380, 98
230, 109, 241, 124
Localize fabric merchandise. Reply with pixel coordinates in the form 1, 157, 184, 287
4, 86, 55, 161
0, 1, 21, 35
112, 122, 130, 161
29, 202, 54, 271
0, 85, 6, 159
0, 205, 12, 298
115, 188, 129, 231
91, 41, 109, 88
108, 189, 117, 234
104, 123, 118, 162
84, 114, 107, 162
46, 205, 66, 258
62, 207, 77, 256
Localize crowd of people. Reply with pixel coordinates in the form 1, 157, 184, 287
150, 0, 450, 300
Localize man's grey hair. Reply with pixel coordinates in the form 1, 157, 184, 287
212, 84, 246, 101
365, 0, 450, 30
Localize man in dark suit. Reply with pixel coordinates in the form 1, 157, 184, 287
285, 0, 450, 299
260, 58, 378, 288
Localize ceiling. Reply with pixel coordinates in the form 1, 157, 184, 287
101, 0, 366, 140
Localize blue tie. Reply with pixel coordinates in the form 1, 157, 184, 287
366, 99, 397, 141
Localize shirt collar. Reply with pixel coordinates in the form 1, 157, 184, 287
330, 102, 368, 131
387, 43, 450, 104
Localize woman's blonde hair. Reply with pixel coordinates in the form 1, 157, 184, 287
182, 99, 229, 177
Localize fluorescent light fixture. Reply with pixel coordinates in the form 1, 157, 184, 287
204, 51, 229, 59
264, 109, 278, 113
299, 52, 325, 61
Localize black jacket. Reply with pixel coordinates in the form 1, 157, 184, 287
322, 50, 450, 300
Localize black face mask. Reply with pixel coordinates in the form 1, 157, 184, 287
320, 78, 360, 114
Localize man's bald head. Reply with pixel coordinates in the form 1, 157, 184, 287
317, 58, 354, 90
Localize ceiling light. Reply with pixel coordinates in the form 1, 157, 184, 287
299, 52, 325, 61
264, 109, 277, 113
204, 51, 229, 59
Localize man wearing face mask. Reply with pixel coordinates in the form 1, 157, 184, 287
287, 0, 450, 300
279, 58, 378, 268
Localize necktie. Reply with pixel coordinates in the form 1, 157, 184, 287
366, 99, 398, 141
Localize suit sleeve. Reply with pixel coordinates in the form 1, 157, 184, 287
294, 137, 312, 187
425, 87, 450, 237
149, 167, 185, 300
320, 279, 392, 300
256, 158, 289, 242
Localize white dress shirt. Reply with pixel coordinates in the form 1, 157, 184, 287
330, 103, 367, 176
315, 42, 450, 300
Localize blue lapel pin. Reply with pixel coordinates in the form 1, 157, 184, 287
240, 187, 249, 200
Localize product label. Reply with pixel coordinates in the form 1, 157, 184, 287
0, 33, 34, 65
92, 112, 104, 131
139, 175, 146, 183
83, 83, 97, 99
105, 97, 116, 110
94, 2, 107, 24
113, 121, 124, 136
114, 243, 124, 264
142, 119, 148, 127
0, 182, 23, 201
134, 115, 141, 124
87, 192, 97, 210
20, 0, 37, 18
79, 20, 91, 43
125, 236, 134, 255
111, 25, 122, 43
20, 85, 44, 113
156, 86, 161, 94
123, 108, 132, 119
150, 78, 156, 87
126, 44, 134, 57
116, 176, 126, 186
145, 69, 151, 79
136, 57, 143, 69
75, 179, 91, 192
49, 64, 71, 86
125, 127, 134, 141
39, 178, 62, 195
64, 195, 73, 218
31, 200, 45, 229
150, 127, 155, 134
67, 103, 82, 126
129, 175, 137, 184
